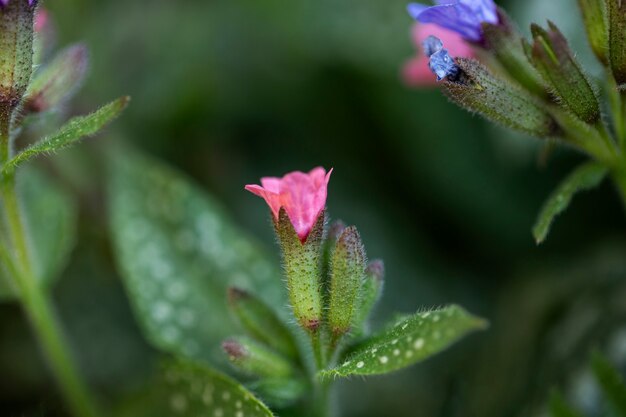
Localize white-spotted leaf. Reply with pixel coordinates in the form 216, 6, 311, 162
116, 359, 275, 417
533, 162, 608, 244
107, 149, 285, 365
3, 97, 129, 173
0, 168, 77, 301
322, 305, 486, 378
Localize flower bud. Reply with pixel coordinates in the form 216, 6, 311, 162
481, 8, 546, 96
578, 0, 609, 65
227, 287, 299, 359
0, 0, 36, 112
222, 337, 294, 379
351, 260, 385, 338
33, 8, 55, 66
24, 44, 89, 113
524, 22, 600, 124
607, 0, 626, 85
328, 226, 366, 340
441, 58, 559, 138
274, 208, 324, 333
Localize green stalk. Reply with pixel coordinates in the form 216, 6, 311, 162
0, 112, 100, 417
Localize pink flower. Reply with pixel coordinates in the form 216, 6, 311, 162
402, 23, 474, 87
245, 167, 332, 243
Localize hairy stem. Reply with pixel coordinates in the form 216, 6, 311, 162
0, 113, 100, 417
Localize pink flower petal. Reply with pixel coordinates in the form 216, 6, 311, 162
245, 167, 332, 242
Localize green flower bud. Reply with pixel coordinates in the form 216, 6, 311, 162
608, 0, 626, 86
442, 58, 559, 138
227, 287, 299, 359
524, 22, 600, 124
25, 43, 88, 114
0, 0, 35, 113
274, 208, 324, 334
482, 8, 546, 97
351, 259, 385, 338
578, 0, 609, 65
222, 337, 294, 379
328, 226, 366, 340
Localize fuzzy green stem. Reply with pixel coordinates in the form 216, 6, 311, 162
0, 114, 100, 417
310, 330, 325, 372
313, 378, 331, 417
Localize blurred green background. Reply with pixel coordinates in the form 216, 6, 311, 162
2, 0, 626, 416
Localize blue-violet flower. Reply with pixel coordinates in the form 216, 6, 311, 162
407, 0, 498, 42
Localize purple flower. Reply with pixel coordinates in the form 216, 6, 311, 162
0, 0, 37, 8
407, 0, 498, 42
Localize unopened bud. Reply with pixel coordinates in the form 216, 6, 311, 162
328, 226, 366, 339
607, 0, 626, 86
481, 8, 546, 96
274, 208, 324, 334
442, 58, 558, 138
352, 260, 385, 338
525, 22, 600, 124
0, 0, 36, 112
24, 43, 89, 113
578, 0, 609, 66
222, 337, 294, 379
227, 287, 299, 359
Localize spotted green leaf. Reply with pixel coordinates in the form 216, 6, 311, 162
116, 359, 275, 417
533, 163, 608, 244
107, 149, 285, 365
2, 97, 129, 174
0, 167, 76, 301
322, 305, 487, 378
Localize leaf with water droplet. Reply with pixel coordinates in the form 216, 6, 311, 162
107, 148, 286, 366
321, 305, 487, 378
115, 359, 275, 417
533, 162, 607, 244
0, 167, 76, 301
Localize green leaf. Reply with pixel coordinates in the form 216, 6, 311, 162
3, 96, 129, 173
0, 167, 77, 301
592, 351, 626, 417
533, 163, 608, 244
107, 149, 285, 366
322, 305, 487, 378
549, 390, 584, 417
115, 359, 275, 417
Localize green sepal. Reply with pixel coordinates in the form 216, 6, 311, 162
549, 390, 584, 417
274, 208, 324, 333
442, 58, 558, 138
526, 22, 600, 124
328, 226, 366, 339
223, 337, 295, 379
591, 350, 626, 416
607, 0, 626, 86
25, 43, 89, 114
228, 287, 299, 359
481, 8, 546, 97
578, 0, 609, 66
533, 162, 608, 244
115, 358, 276, 417
322, 305, 487, 378
3, 96, 129, 174
351, 259, 384, 339
0, 0, 34, 111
